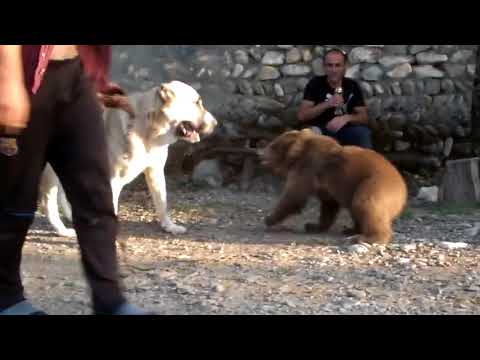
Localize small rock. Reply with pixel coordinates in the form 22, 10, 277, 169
346, 64, 361, 79
281, 64, 311, 76
439, 242, 470, 250
257, 66, 281, 80
286, 48, 302, 63
261, 51, 285, 65
349, 46, 381, 64
346, 289, 367, 299
361, 65, 384, 81
242, 67, 259, 79
373, 83, 385, 95
279, 284, 293, 293
413, 65, 445, 78
234, 50, 249, 65
409, 45, 432, 54
394, 140, 411, 152
416, 52, 448, 64
347, 243, 371, 254
466, 222, 480, 237
302, 48, 313, 62
443, 64, 466, 78
441, 79, 455, 93
312, 58, 325, 76
314, 46, 325, 56
214, 284, 226, 293
386, 63, 412, 78
192, 159, 223, 188
416, 186, 439, 202
231, 64, 244, 78
285, 299, 298, 308
400, 244, 417, 252
467, 64, 476, 77
274, 84, 285, 97
248, 47, 263, 61
443, 137, 454, 158
379, 55, 413, 69
450, 49, 474, 64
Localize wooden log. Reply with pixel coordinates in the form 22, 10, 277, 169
439, 157, 480, 203
204, 146, 259, 156
385, 151, 442, 172
240, 157, 256, 192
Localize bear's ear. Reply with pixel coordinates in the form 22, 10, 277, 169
300, 128, 314, 136
285, 138, 305, 167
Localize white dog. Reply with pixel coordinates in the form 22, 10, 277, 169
39, 80, 217, 237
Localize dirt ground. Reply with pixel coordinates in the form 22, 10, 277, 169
23, 177, 480, 315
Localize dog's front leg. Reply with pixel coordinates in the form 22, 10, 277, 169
110, 178, 124, 215
58, 182, 72, 222
144, 164, 186, 235
44, 182, 76, 238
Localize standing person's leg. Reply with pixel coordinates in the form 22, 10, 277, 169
46, 60, 124, 313
0, 72, 57, 314
47, 60, 152, 315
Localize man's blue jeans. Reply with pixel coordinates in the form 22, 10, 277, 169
322, 124, 373, 149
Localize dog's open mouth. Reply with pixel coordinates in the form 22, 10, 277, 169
176, 121, 200, 143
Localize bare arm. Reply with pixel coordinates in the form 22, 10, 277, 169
325, 105, 370, 133
297, 92, 345, 124
345, 106, 369, 126
0, 45, 30, 130
297, 100, 330, 124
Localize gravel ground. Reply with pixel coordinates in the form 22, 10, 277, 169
22, 178, 480, 315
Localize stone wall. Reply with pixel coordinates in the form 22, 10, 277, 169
111, 45, 479, 172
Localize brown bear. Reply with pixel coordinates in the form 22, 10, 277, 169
260, 129, 407, 245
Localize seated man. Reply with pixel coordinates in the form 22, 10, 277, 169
297, 48, 373, 149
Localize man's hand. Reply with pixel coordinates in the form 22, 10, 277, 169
326, 94, 344, 109
97, 93, 135, 118
0, 80, 30, 130
97, 82, 135, 118
326, 115, 350, 133
102, 82, 127, 96
0, 45, 30, 131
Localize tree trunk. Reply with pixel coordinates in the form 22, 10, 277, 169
439, 157, 480, 203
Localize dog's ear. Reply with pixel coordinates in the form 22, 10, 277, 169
157, 85, 175, 103
146, 110, 162, 138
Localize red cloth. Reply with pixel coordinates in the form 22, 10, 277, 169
22, 45, 113, 94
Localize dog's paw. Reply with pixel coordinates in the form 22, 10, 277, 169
57, 228, 76, 238
162, 222, 187, 235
